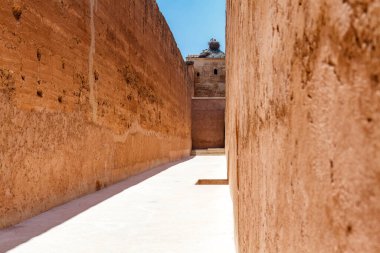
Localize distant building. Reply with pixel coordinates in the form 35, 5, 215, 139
187, 39, 226, 150
186, 39, 226, 97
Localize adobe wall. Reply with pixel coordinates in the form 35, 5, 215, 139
192, 98, 225, 149
0, 0, 192, 228
226, 0, 380, 252
188, 58, 225, 97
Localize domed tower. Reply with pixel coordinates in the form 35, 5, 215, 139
199, 38, 226, 58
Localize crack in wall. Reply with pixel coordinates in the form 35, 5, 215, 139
88, 0, 98, 122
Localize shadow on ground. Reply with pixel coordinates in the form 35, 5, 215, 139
0, 157, 193, 252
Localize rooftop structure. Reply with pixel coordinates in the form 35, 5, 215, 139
188, 38, 225, 59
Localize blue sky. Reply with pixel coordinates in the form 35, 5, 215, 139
156, 0, 226, 58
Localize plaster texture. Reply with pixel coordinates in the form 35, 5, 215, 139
0, 156, 235, 253
0, 0, 192, 228
226, 0, 380, 252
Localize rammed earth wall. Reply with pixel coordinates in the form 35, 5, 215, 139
0, 0, 192, 228
226, 0, 380, 252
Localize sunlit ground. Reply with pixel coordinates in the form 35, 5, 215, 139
0, 156, 234, 253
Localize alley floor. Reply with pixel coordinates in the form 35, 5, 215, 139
0, 156, 235, 253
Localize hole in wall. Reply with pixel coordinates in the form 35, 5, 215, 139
12, 4, 22, 21
36, 90, 43, 97
329, 160, 334, 183
370, 74, 379, 86
94, 70, 99, 81
37, 49, 42, 61
197, 72, 200, 77
346, 224, 353, 235
214, 69, 218, 75
95, 180, 102, 191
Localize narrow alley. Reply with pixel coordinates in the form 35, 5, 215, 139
1, 1, 379, 252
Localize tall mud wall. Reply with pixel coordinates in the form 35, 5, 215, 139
226, 0, 380, 252
0, 0, 192, 228
192, 98, 225, 149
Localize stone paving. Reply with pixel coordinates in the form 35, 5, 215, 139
0, 156, 235, 253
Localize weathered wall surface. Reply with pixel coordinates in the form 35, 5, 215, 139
188, 58, 225, 97
192, 98, 225, 149
0, 0, 192, 228
226, 0, 380, 252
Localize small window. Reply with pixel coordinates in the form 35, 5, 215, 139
214, 69, 218, 75
197, 72, 200, 77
